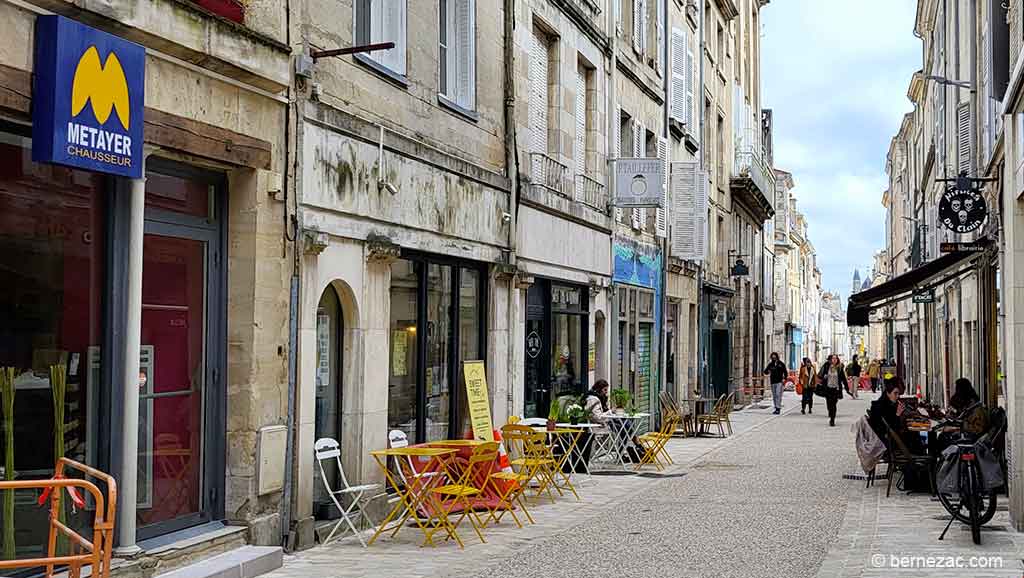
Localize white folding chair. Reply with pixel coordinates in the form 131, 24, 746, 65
315, 437, 383, 547
518, 417, 548, 427
387, 430, 443, 487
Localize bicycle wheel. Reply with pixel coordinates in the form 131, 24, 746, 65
966, 465, 982, 545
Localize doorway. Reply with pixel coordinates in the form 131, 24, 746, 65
710, 329, 730, 398
136, 161, 226, 540
313, 286, 343, 520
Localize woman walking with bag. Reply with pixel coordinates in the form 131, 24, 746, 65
799, 358, 816, 414
817, 354, 848, 427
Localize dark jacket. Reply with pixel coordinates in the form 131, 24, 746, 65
848, 362, 862, 377
763, 359, 787, 384
818, 363, 847, 399
869, 395, 901, 439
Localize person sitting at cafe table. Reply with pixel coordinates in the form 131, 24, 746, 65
868, 378, 905, 442
944, 378, 989, 437
584, 380, 610, 425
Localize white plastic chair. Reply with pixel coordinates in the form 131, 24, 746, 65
314, 437, 382, 547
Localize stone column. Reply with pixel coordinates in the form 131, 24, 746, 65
1002, 176, 1024, 530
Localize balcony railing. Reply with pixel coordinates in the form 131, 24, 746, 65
530, 153, 571, 197
574, 173, 608, 212
734, 145, 776, 200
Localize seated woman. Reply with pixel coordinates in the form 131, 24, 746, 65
584, 380, 611, 425
947, 378, 989, 437
868, 378, 905, 443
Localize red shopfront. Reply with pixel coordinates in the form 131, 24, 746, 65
0, 129, 228, 556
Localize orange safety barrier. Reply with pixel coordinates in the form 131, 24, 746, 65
0, 457, 117, 578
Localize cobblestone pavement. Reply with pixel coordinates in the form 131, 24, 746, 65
264, 392, 1024, 578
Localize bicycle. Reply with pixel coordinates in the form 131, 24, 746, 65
933, 411, 1003, 545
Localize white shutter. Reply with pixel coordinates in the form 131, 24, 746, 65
655, 0, 665, 75
529, 28, 549, 184
633, 120, 645, 230
671, 161, 698, 257
670, 28, 686, 124
695, 170, 708, 260
656, 136, 668, 237
956, 102, 971, 175
455, 0, 475, 109
687, 35, 696, 135
982, 23, 992, 164
576, 66, 587, 177
614, 106, 623, 222
439, 0, 452, 96
640, 0, 648, 59
633, 0, 643, 54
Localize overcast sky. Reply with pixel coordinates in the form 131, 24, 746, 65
762, 1, 920, 300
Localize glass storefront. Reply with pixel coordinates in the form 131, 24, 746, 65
387, 256, 486, 443
524, 280, 589, 419
0, 133, 106, 556
0, 131, 228, 554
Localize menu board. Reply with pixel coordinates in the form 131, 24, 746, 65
462, 361, 494, 442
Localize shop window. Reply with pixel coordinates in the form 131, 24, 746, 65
388, 258, 485, 443
0, 134, 106, 557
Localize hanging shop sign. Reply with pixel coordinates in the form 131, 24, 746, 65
526, 331, 542, 359
462, 361, 494, 442
938, 189, 987, 234
730, 258, 749, 277
912, 290, 935, 304
614, 159, 664, 208
32, 15, 145, 178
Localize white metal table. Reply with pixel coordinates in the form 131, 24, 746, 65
602, 413, 651, 471
554, 422, 601, 479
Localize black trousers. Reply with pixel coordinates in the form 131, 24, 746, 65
871, 378, 879, 392
801, 388, 814, 410
826, 396, 838, 420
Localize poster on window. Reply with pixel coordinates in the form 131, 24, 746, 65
317, 311, 331, 389
391, 330, 408, 377
462, 360, 494, 442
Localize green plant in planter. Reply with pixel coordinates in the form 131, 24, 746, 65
1, 367, 15, 560
610, 388, 631, 411
566, 403, 587, 424
547, 398, 561, 423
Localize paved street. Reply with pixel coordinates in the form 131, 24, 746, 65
263, 392, 1024, 578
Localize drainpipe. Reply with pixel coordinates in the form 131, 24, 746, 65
113, 161, 147, 556
504, 0, 518, 417
659, 0, 669, 411
696, 0, 707, 398
607, 0, 619, 389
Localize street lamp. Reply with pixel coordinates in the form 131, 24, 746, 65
925, 75, 971, 89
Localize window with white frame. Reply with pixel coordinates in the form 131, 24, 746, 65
355, 0, 408, 76
439, 0, 476, 111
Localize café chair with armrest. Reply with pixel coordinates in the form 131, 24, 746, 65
883, 422, 936, 498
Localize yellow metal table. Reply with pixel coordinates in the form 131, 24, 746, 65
367, 447, 456, 547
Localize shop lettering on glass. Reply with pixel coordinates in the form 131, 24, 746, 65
938, 189, 987, 234
526, 331, 542, 359
32, 16, 145, 178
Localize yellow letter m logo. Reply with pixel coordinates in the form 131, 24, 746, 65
71, 46, 131, 130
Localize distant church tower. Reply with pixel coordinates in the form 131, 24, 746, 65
852, 269, 861, 295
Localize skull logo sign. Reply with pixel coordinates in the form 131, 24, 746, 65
939, 189, 987, 234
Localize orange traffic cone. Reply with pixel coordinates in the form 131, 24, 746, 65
492, 428, 515, 494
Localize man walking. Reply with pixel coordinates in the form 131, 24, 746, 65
763, 352, 788, 415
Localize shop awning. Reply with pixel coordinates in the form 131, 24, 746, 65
847, 241, 992, 326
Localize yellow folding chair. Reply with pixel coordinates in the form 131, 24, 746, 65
484, 427, 543, 528
500, 424, 559, 504
427, 442, 499, 548
636, 413, 680, 470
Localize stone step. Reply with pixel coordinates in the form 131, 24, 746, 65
155, 546, 283, 578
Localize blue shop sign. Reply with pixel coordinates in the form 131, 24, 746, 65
32, 15, 145, 178
793, 327, 804, 345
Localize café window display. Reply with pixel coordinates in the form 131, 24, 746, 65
524, 281, 589, 419
387, 255, 486, 444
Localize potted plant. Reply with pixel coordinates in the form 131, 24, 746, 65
566, 403, 586, 425
546, 398, 560, 430
611, 388, 631, 415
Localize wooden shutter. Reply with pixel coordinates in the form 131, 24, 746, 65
614, 106, 623, 222
670, 28, 686, 124
576, 66, 587, 178
632, 119, 645, 230
529, 28, 549, 183
454, 0, 475, 109
956, 101, 970, 175
656, 136, 668, 237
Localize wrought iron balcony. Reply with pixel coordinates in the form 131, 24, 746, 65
731, 145, 776, 222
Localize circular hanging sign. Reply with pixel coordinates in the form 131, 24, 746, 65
938, 188, 987, 234
526, 331, 542, 359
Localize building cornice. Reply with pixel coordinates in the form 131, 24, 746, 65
714, 0, 739, 21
